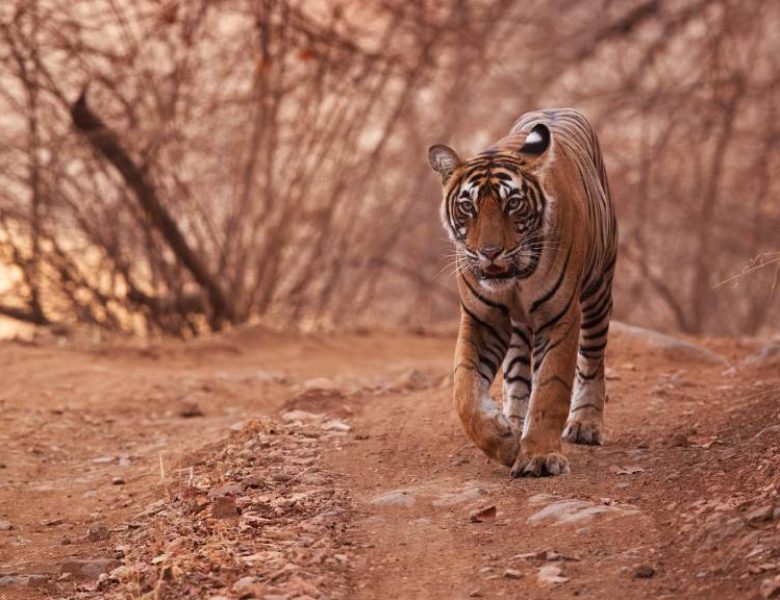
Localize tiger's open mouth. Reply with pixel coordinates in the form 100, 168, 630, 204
479, 264, 517, 280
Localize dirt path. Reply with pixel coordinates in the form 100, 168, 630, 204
0, 325, 779, 599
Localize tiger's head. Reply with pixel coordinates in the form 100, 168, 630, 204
428, 124, 553, 292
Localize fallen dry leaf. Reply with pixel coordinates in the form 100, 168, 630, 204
469, 505, 497, 523
688, 434, 718, 449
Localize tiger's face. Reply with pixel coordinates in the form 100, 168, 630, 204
428, 124, 552, 291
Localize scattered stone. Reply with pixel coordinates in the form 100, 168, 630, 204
253, 370, 287, 383
668, 432, 690, 448
634, 564, 655, 578
0, 520, 14, 531
608, 465, 645, 475
208, 482, 245, 498
232, 575, 257, 595
611, 321, 728, 365
0, 574, 48, 587
528, 497, 638, 526
744, 343, 780, 368
751, 564, 777, 575
112, 476, 125, 485
431, 484, 484, 507
92, 455, 116, 464
86, 525, 111, 542
108, 565, 131, 581
468, 590, 483, 598
211, 496, 241, 519
321, 419, 351, 432
390, 369, 433, 391
41, 518, 64, 526
538, 565, 568, 586
469, 505, 497, 523
281, 410, 323, 423
605, 367, 620, 380
504, 568, 523, 579
134, 499, 167, 520
301, 378, 341, 393
761, 575, 780, 599
301, 472, 328, 486
746, 505, 775, 524
178, 401, 204, 418
370, 490, 415, 507
290, 378, 348, 402
243, 475, 265, 488
60, 558, 122, 579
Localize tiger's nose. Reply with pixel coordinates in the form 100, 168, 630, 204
479, 246, 503, 260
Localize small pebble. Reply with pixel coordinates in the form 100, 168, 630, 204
635, 564, 655, 578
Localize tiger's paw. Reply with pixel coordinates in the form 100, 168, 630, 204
510, 450, 570, 477
489, 417, 521, 468
472, 412, 521, 468
562, 417, 604, 445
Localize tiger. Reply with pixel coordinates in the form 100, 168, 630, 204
428, 108, 617, 477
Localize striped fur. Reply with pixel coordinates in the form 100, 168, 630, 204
429, 108, 618, 476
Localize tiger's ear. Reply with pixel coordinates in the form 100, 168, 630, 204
428, 144, 462, 184
518, 124, 551, 168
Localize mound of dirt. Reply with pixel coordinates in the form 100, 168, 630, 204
76, 418, 355, 600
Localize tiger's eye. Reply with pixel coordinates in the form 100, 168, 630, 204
507, 196, 525, 212
459, 199, 475, 213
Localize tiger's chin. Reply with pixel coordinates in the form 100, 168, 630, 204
477, 265, 518, 292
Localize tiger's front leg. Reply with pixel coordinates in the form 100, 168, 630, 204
510, 303, 580, 477
453, 306, 519, 467
502, 321, 533, 433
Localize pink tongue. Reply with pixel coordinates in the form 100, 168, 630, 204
485, 265, 505, 275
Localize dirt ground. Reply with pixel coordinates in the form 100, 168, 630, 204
1, 322, 780, 599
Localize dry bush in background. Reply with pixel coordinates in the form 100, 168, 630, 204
0, 0, 777, 336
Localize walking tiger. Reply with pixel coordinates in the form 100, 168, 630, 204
428, 108, 618, 476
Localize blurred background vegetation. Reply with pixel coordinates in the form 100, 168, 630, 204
0, 0, 778, 337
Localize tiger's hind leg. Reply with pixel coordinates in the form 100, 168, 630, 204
563, 272, 614, 445
502, 322, 532, 433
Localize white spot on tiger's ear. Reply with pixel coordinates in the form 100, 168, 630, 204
525, 130, 543, 145
519, 124, 551, 157
518, 124, 553, 174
